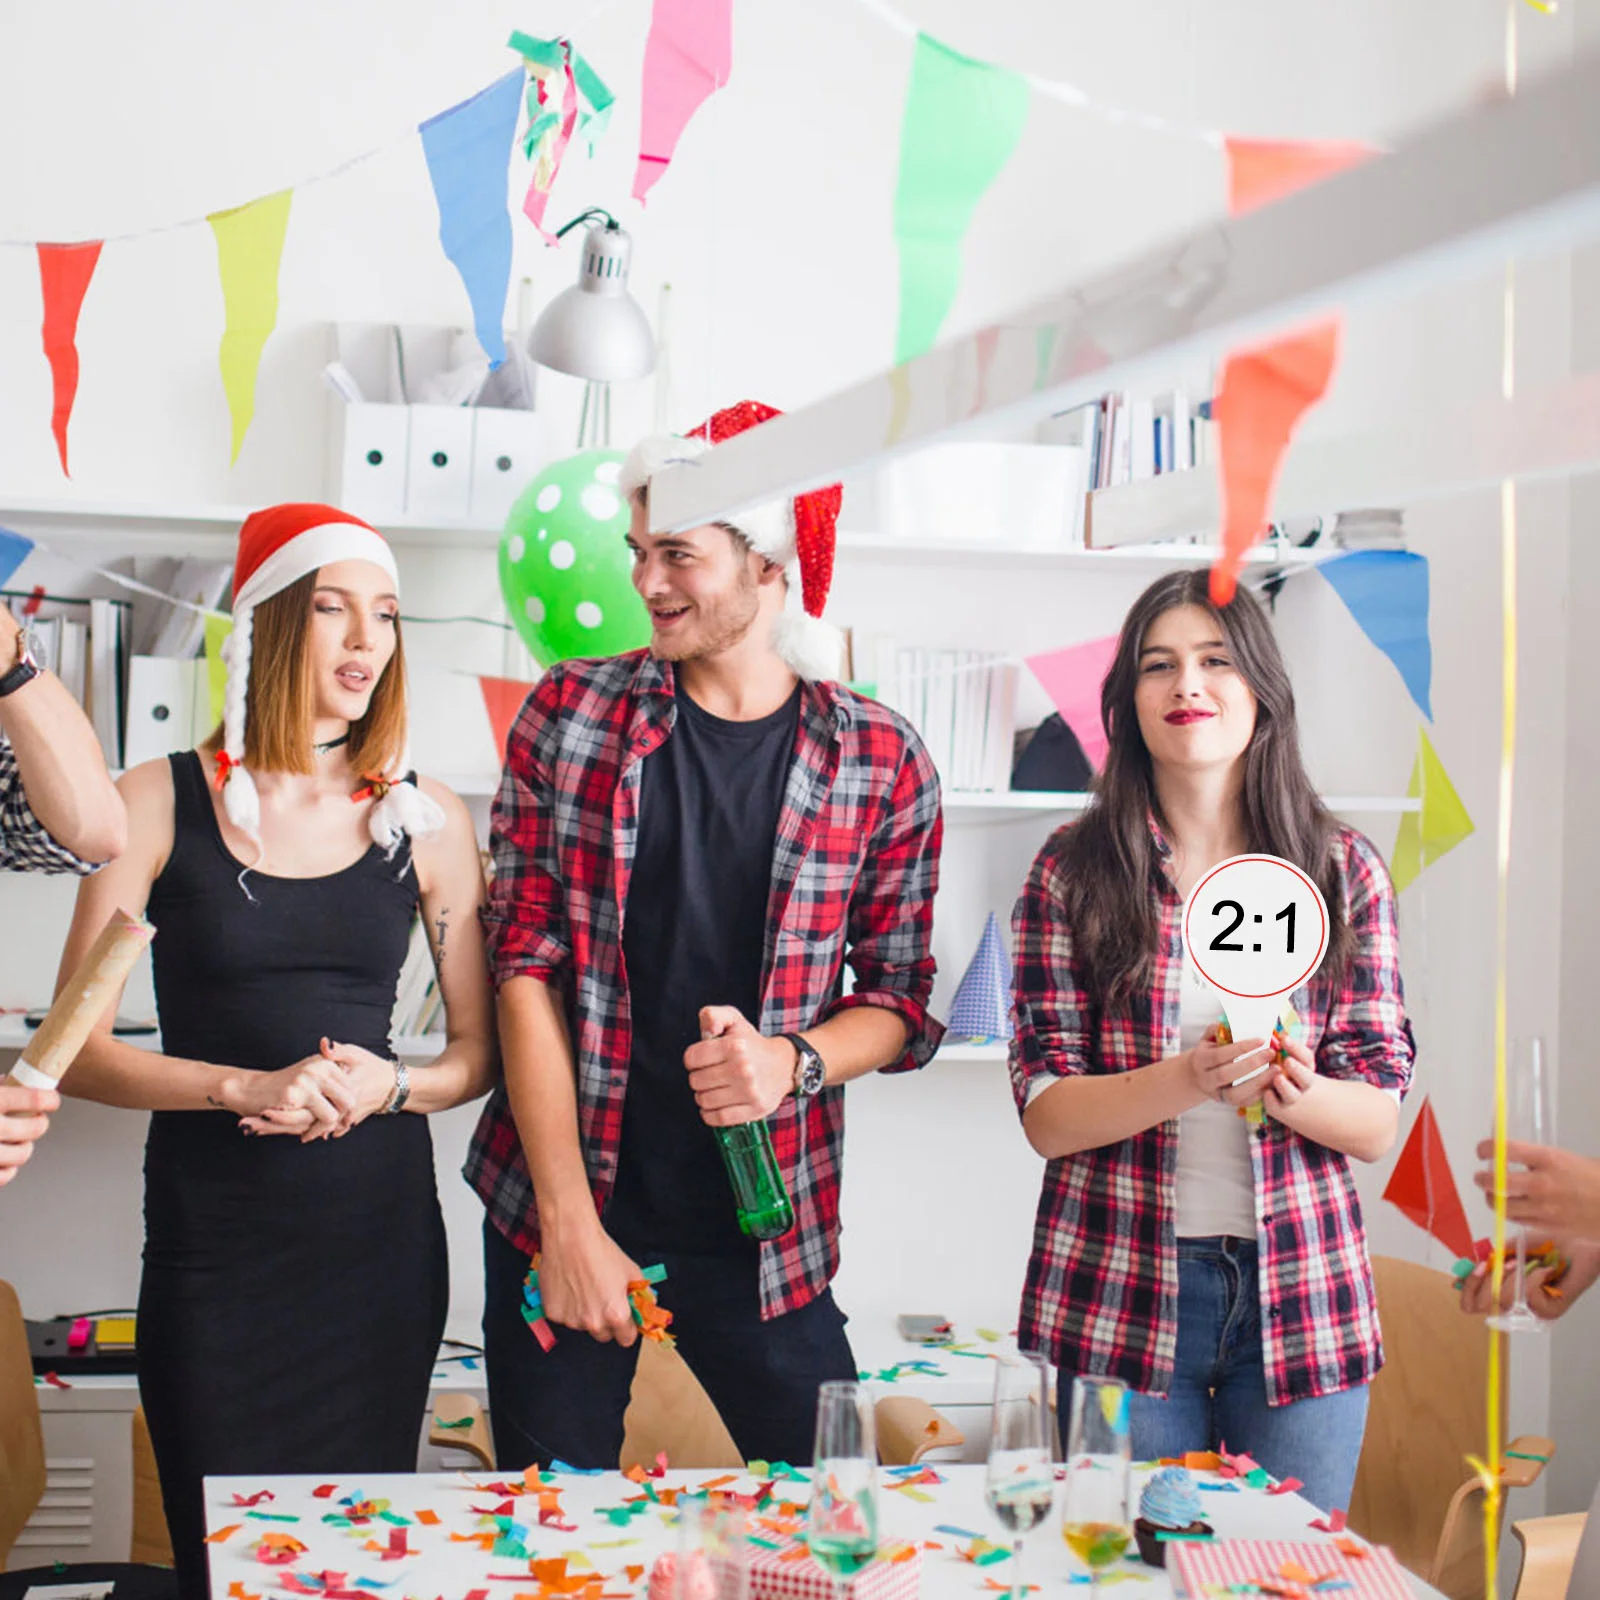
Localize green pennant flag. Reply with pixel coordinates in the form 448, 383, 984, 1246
892, 34, 1029, 363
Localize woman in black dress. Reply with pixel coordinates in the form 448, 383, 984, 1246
57, 503, 496, 1599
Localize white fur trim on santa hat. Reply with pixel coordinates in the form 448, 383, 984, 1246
772, 564, 843, 681
234, 521, 398, 612
621, 431, 795, 566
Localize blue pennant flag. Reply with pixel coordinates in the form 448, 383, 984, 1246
419, 70, 524, 369
0, 526, 36, 591
946, 912, 1014, 1043
1317, 549, 1433, 720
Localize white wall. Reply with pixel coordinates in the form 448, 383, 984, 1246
0, 0, 1588, 1495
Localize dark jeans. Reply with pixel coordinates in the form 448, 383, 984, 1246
1058, 1237, 1369, 1514
482, 1217, 857, 1470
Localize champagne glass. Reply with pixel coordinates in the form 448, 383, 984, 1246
677, 1492, 749, 1600
984, 1351, 1054, 1600
1060, 1377, 1132, 1600
1488, 1036, 1555, 1335
809, 1381, 880, 1600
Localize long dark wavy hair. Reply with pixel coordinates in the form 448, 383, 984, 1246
1056, 570, 1352, 1005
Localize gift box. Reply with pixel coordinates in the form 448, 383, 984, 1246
749, 1538, 921, 1600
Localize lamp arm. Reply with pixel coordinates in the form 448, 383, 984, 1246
552, 207, 619, 240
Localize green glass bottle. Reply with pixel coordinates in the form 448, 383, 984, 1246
714, 1121, 795, 1239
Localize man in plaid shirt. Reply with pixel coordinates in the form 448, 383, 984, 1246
467, 402, 942, 1469
0, 599, 126, 1185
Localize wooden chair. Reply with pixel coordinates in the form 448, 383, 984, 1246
429, 1337, 963, 1471
1349, 1256, 1553, 1600
131, 1407, 175, 1567
1509, 1514, 1589, 1600
0, 1281, 47, 1571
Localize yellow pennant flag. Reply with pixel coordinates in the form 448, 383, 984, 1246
203, 613, 233, 732
1391, 727, 1475, 892
207, 190, 292, 463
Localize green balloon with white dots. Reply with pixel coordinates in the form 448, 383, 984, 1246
498, 449, 651, 667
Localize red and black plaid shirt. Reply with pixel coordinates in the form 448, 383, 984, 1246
1009, 818, 1414, 1406
466, 650, 944, 1319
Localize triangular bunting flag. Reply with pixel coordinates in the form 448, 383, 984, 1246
37, 241, 102, 477
1390, 727, 1474, 893
480, 675, 536, 759
945, 912, 1014, 1043
1317, 550, 1433, 720
0, 527, 36, 591
1023, 635, 1118, 771
633, 0, 733, 204
893, 34, 1029, 363
1223, 138, 1375, 217
208, 189, 293, 464
1382, 1095, 1475, 1259
1209, 138, 1374, 604
419, 70, 524, 368
1210, 320, 1339, 606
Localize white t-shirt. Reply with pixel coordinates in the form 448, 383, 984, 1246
1174, 955, 1258, 1240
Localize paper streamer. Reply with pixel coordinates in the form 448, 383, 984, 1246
0, 527, 34, 591
1317, 550, 1433, 720
510, 34, 614, 239
893, 33, 1029, 363
37, 242, 102, 477
479, 675, 534, 757
1390, 726, 1474, 893
207, 190, 293, 464
633, 0, 732, 204
419, 70, 524, 369
1381, 1095, 1475, 1258
1023, 635, 1117, 771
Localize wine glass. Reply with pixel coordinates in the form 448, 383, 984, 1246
809, 1381, 880, 1600
984, 1351, 1054, 1600
1488, 1036, 1555, 1335
1060, 1377, 1132, 1600
676, 1492, 749, 1600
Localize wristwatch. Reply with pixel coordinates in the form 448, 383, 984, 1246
0, 615, 40, 699
782, 1033, 827, 1099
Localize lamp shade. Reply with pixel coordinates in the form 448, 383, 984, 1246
528, 221, 656, 382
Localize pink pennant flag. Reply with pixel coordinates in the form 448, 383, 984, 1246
37, 241, 102, 477
1024, 636, 1118, 772
633, 0, 732, 203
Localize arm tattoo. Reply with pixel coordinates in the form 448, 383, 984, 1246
433, 909, 449, 965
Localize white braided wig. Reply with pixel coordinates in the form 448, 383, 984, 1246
619, 433, 843, 682
222, 514, 446, 857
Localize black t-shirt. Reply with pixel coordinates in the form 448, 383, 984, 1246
606, 681, 802, 1256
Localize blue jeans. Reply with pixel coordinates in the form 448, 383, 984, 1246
1058, 1237, 1369, 1514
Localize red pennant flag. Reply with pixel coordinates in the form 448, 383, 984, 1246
1209, 140, 1375, 604
1381, 1095, 1475, 1259
479, 676, 535, 758
37, 241, 103, 477
1223, 138, 1375, 217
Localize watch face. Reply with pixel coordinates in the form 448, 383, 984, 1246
799, 1050, 826, 1096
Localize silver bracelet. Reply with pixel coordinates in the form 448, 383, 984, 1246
382, 1059, 410, 1115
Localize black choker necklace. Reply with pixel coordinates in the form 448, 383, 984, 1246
313, 733, 351, 755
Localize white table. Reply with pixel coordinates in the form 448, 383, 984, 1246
205, 1464, 1443, 1600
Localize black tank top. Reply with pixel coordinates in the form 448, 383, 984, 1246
142, 751, 427, 1197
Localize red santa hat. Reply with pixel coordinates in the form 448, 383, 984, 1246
619, 400, 844, 681
219, 502, 444, 855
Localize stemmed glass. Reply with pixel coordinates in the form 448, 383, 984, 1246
809, 1381, 880, 1600
676, 1492, 749, 1600
1060, 1376, 1132, 1600
983, 1352, 1054, 1600
1488, 1036, 1555, 1335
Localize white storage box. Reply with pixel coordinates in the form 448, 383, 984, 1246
405, 405, 475, 522
332, 402, 410, 522
470, 407, 549, 526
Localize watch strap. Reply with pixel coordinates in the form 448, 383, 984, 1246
781, 1032, 825, 1097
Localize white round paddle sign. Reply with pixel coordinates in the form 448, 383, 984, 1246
1181, 853, 1330, 1053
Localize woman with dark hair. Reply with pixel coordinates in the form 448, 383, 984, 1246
55, 503, 496, 1599
1009, 570, 1414, 1511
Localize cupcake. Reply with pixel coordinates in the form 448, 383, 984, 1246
1134, 1467, 1212, 1567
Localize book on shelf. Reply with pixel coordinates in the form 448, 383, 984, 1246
1040, 388, 1215, 492
4, 590, 131, 767
871, 642, 1019, 793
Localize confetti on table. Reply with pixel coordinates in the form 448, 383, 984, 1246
1309, 1510, 1348, 1534
976, 1328, 1003, 1342
957, 1538, 1011, 1566
313, 1485, 338, 1499
1199, 1482, 1241, 1493
233, 1491, 276, 1507
227, 1586, 261, 1600
247, 1511, 301, 1522
1266, 1480, 1304, 1497
207, 1524, 243, 1544
415, 1510, 440, 1526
